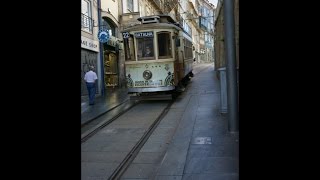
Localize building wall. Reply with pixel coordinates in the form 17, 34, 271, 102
198, 0, 215, 63
235, 0, 239, 68
81, 49, 99, 95
81, 0, 101, 96
183, 0, 202, 63
81, 0, 99, 39
214, 0, 224, 71
214, 0, 239, 76
100, 0, 129, 88
101, 0, 119, 22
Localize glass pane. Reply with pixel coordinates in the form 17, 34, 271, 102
184, 39, 193, 59
127, 0, 133, 12
82, 0, 90, 16
137, 38, 154, 60
124, 36, 135, 61
157, 32, 172, 59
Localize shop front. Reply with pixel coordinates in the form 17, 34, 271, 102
103, 36, 121, 88
81, 36, 100, 96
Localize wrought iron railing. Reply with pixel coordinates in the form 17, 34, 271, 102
81, 13, 94, 33
164, 0, 176, 10
152, 0, 162, 9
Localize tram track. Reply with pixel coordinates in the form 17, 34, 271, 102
81, 99, 141, 143
81, 99, 130, 128
108, 100, 173, 179
81, 99, 174, 180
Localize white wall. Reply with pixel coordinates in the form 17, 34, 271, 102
101, 0, 119, 22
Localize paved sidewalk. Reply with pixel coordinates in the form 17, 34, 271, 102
81, 87, 129, 125
155, 62, 239, 179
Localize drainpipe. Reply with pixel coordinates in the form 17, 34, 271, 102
97, 0, 105, 96
224, 0, 238, 132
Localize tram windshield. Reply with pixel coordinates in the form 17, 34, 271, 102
123, 30, 173, 61
137, 37, 154, 60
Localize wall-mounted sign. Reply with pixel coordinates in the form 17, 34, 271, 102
122, 32, 130, 39
81, 36, 99, 52
134, 31, 153, 38
98, 28, 110, 43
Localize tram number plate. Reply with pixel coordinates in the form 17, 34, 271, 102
122, 32, 130, 39
135, 80, 163, 87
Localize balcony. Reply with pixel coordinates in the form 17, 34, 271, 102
163, 0, 178, 13
152, 0, 162, 9
81, 13, 94, 33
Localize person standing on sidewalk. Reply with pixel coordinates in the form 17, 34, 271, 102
84, 66, 98, 105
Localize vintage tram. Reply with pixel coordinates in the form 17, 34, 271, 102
122, 15, 194, 99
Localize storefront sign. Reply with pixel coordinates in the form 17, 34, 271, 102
81, 36, 99, 52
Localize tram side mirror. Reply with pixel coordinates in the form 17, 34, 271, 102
176, 38, 180, 47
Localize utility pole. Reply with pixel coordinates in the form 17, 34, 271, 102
97, 0, 105, 96
224, 0, 238, 132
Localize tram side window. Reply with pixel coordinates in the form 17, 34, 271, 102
124, 36, 135, 61
157, 32, 172, 59
137, 38, 154, 60
184, 39, 193, 59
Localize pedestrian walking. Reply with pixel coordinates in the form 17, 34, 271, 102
84, 66, 98, 105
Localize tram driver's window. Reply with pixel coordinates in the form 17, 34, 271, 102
157, 32, 172, 59
137, 38, 154, 60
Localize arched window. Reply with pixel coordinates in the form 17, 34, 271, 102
101, 18, 115, 36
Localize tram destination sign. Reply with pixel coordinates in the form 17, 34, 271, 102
134, 31, 153, 38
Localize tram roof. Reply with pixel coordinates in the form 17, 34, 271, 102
122, 14, 183, 32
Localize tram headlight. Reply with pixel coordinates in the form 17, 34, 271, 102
143, 70, 152, 80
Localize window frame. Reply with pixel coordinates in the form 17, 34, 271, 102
136, 37, 155, 60
184, 38, 193, 59
123, 34, 136, 61
81, 0, 93, 33
157, 31, 172, 59
127, 0, 134, 12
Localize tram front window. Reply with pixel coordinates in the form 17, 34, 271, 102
137, 38, 154, 60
